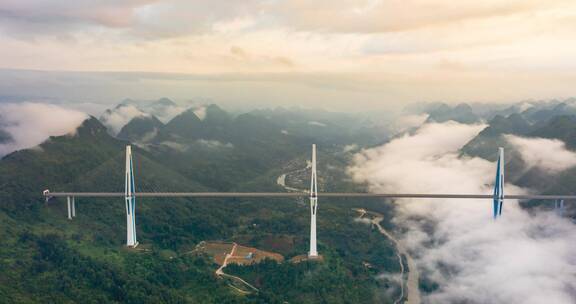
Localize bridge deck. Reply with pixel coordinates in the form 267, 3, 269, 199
43, 192, 576, 200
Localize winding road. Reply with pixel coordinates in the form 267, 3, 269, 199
276, 160, 311, 193
355, 209, 421, 304
276, 174, 304, 192
215, 243, 259, 294
276, 160, 420, 304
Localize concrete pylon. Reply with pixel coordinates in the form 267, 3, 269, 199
309, 144, 318, 258
555, 199, 564, 216
67, 196, 72, 220
125, 145, 138, 247
493, 147, 504, 219
72, 196, 76, 218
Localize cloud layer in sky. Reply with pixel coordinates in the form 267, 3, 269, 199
349, 121, 576, 303
1, 1, 576, 108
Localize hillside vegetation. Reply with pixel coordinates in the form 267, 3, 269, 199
0, 103, 400, 303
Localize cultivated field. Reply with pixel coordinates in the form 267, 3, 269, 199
198, 241, 283, 266
195, 241, 235, 265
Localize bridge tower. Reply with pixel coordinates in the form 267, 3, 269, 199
555, 199, 564, 216
125, 145, 138, 247
309, 144, 318, 258
66, 196, 76, 219
493, 147, 504, 219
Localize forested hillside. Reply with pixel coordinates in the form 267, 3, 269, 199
0, 103, 401, 303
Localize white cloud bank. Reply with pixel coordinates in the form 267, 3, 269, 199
308, 121, 326, 127
141, 100, 188, 123
193, 106, 207, 121
506, 135, 576, 173
196, 139, 233, 149
99, 100, 189, 135
394, 114, 429, 132
99, 104, 148, 135
349, 122, 576, 304
0, 102, 88, 156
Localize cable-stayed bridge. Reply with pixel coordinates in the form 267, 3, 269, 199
45, 192, 576, 199
43, 145, 569, 257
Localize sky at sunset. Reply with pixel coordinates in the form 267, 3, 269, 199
1, 0, 575, 109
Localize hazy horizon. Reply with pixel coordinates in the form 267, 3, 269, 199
2, 1, 576, 110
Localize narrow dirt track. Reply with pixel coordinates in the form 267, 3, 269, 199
355, 209, 421, 304
215, 243, 259, 293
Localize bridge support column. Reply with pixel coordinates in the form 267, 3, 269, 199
67, 196, 72, 220
555, 199, 564, 216
125, 145, 138, 247
493, 147, 504, 219
71, 196, 76, 218
309, 144, 318, 258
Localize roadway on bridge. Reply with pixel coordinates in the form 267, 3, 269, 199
44, 192, 576, 200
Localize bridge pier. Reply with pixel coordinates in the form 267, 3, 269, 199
555, 199, 564, 216
66, 196, 76, 219
67, 196, 72, 220
309, 144, 318, 258
72, 196, 76, 218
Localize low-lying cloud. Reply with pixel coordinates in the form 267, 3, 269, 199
160, 141, 188, 152
140, 100, 188, 123
193, 106, 207, 120
196, 139, 233, 149
100, 100, 188, 135
308, 121, 326, 127
393, 113, 428, 132
0, 102, 87, 156
506, 135, 576, 173
100, 104, 148, 135
349, 121, 576, 303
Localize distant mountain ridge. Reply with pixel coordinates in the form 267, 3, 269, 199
99, 98, 188, 135
398, 98, 576, 200
426, 103, 480, 124
117, 115, 164, 143
94, 101, 385, 191
402, 97, 576, 124
459, 110, 576, 198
